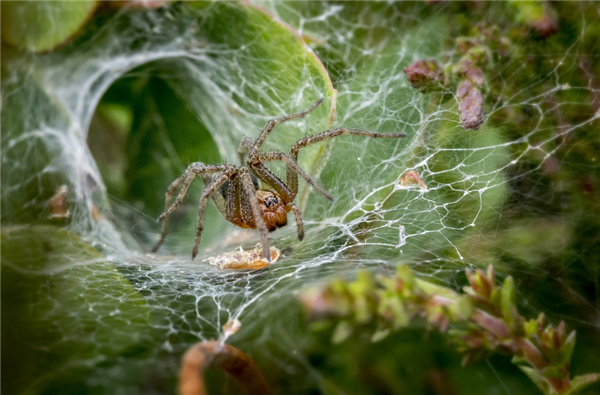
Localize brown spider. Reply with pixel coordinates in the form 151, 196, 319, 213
152, 98, 405, 261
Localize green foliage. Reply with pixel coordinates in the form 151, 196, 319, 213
508, 0, 558, 37
300, 265, 600, 395
1, 1, 98, 52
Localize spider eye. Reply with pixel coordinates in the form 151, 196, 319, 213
264, 197, 278, 207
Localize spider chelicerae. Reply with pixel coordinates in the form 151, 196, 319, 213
152, 98, 405, 261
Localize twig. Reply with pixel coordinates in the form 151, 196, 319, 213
179, 340, 272, 395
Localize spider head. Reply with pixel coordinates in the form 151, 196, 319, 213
256, 190, 289, 231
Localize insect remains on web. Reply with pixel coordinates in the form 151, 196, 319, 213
151, 98, 406, 262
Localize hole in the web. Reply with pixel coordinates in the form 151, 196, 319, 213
88, 66, 227, 256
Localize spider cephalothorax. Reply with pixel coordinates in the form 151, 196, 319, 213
152, 98, 405, 261
256, 190, 288, 232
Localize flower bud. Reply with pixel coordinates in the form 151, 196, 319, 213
403, 59, 445, 92
457, 80, 484, 130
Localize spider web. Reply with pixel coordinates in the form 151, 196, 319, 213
2, 2, 599, 394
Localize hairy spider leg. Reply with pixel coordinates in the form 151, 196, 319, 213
288, 202, 304, 241
238, 168, 272, 262
248, 97, 324, 158
237, 136, 253, 165
200, 174, 227, 215
191, 168, 238, 259
236, 176, 258, 228
252, 151, 334, 201
224, 172, 253, 226
152, 163, 235, 254
248, 162, 294, 201
286, 128, 408, 197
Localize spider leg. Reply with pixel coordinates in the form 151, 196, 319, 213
237, 136, 254, 165
286, 128, 407, 197
239, 168, 272, 262
248, 98, 324, 157
249, 162, 294, 203
152, 163, 233, 253
290, 128, 406, 159
191, 168, 237, 259
158, 163, 232, 221
252, 152, 334, 202
288, 202, 304, 241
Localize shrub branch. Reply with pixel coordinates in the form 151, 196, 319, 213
299, 265, 600, 395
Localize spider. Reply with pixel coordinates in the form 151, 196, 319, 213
152, 98, 405, 261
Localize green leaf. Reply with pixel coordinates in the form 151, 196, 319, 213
332, 320, 354, 344
371, 328, 391, 342
500, 220, 572, 266
501, 275, 518, 330
396, 264, 416, 287
353, 270, 376, 293
558, 331, 576, 366
377, 291, 410, 329
539, 366, 563, 379
1, 1, 98, 52
508, 0, 557, 34
1, 225, 153, 395
352, 293, 373, 324
567, 374, 600, 395
417, 278, 460, 300
511, 355, 529, 366
519, 366, 553, 395
450, 295, 473, 322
